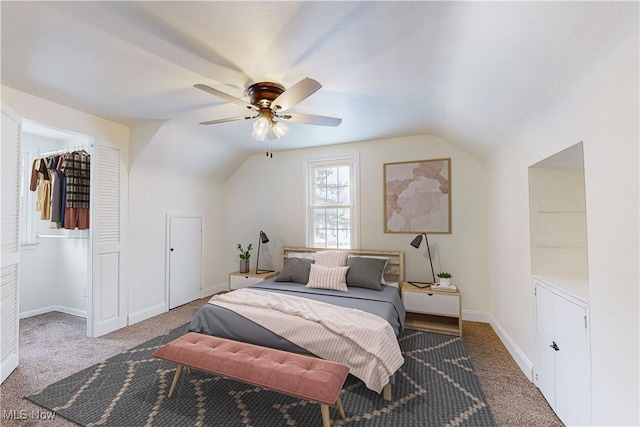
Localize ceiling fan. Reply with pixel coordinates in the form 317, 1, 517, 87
194, 78, 342, 142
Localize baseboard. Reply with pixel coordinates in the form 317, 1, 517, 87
489, 314, 534, 381
462, 309, 491, 323
128, 302, 167, 325
202, 282, 227, 298
20, 305, 87, 319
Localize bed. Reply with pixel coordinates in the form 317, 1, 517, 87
188, 246, 406, 399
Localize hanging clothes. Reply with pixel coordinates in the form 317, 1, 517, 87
39, 158, 52, 220
30, 158, 52, 219
47, 155, 63, 228
57, 154, 67, 227
60, 151, 90, 230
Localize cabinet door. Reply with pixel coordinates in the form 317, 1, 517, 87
535, 284, 556, 407
554, 295, 590, 426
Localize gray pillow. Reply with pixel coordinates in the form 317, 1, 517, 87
274, 258, 315, 284
346, 257, 387, 290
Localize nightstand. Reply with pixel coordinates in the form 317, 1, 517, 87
401, 281, 462, 337
229, 270, 279, 291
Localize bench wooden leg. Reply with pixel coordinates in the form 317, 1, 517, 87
382, 383, 391, 401
336, 395, 346, 419
168, 364, 184, 398
320, 404, 330, 427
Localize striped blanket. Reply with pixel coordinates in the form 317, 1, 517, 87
209, 289, 404, 393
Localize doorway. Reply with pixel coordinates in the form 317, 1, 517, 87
19, 120, 92, 335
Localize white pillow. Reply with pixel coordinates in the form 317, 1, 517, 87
348, 255, 390, 284
315, 250, 349, 267
306, 264, 349, 292
286, 251, 316, 260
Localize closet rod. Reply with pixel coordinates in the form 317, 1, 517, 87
39, 144, 93, 157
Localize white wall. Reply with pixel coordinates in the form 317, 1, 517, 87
127, 120, 227, 322
224, 135, 490, 317
486, 34, 638, 425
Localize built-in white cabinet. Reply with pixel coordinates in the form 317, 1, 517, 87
534, 278, 591, 426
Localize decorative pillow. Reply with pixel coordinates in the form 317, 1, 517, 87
305, 264, 349, 292
349, 255, 390, 285
315, 250, 349, 267
346, 257, 387, 291
274, 258, 314, 284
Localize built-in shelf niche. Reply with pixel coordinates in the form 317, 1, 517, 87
528, 142, 589, 298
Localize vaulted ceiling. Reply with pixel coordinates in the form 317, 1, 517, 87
2, 1, 637, 164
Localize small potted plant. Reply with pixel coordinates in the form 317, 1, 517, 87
436, 272, 452, 286
237, 243, 253, 273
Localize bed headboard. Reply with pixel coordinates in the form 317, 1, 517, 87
281, 247, 404, 285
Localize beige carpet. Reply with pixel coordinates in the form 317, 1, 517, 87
1, 300, 561, 426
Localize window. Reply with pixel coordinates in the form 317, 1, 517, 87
306, 156, 358, 249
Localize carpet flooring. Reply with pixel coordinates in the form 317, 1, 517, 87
0, 299, 561, 426
25, 324, 496, 427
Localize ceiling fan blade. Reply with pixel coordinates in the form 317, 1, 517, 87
279, 112, 342, 127
199, 115, 256, 125
194, 84, 256, 110
271, 78, 322, 112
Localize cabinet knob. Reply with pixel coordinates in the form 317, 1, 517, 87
550, 341, 560, 351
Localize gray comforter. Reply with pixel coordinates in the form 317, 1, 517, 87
188, 278, 406, 356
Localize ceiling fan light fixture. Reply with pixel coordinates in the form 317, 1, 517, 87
272, 121, 288, 139
251, 117, 270, 141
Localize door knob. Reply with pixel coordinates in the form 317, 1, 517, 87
170, 248, 175, 252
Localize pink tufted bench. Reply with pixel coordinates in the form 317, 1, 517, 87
153, 332, 349, 427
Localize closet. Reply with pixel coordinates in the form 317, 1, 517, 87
19, 121, 92, 324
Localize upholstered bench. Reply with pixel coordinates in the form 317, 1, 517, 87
153, 332, 349, 427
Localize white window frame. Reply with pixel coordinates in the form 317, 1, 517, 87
20, 145, 38, 246
305, 155, 360, 249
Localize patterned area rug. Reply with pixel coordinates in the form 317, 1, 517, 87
26, 324, 495, 426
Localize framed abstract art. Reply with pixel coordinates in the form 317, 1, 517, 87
384, 158, 451, 234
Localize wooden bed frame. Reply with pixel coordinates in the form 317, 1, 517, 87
281, 246, 404, 286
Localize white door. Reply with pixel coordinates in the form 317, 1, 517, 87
534, 283, 556, 408
91, 139, 128, 337
168, 216, 202, 309
554, 295, 591, 426
1, 103, 22, 384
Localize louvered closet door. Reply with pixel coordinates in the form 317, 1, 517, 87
91, 138, 128, 337
1, 103, 22, 384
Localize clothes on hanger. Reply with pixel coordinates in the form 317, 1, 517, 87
60, 151, 90, 230
29, 149, 91, 230
46, 155, 64, 228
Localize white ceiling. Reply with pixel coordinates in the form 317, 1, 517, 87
2, 1, 637, 163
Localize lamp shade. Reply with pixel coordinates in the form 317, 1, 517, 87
410, 234, 423, 249
272, 121, 288, 138
251, 117, 270, 141
259, 231, 269, 244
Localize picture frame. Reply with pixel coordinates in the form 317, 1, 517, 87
384, 158, 451, 234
